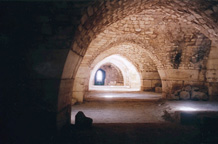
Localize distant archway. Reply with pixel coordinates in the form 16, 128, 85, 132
58, 0, 218, 130
89, 54, 141, 91
94, 69, 105, 85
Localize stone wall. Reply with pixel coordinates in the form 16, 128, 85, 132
2, 0, 218, 141
142, 71, 162, 91
73, 43, 162, 102
39, 0, 218, 132
72, 0, 218, 100
100, 63, 124, 86
206, 41, 218, 100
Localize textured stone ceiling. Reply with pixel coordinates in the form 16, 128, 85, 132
89, 43, 157, 73
71, 0, 218, 101
81, 8, 212, 71
72, 0, 218, 57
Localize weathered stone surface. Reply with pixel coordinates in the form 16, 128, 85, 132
73, 78, 86, 92
75, 111, 93, 129
60, 0, 218, 131
155, 87, 162, 93
171, 85, 209, 101
208, 83, 218, 100
81, 14, 88, 25
174, 90, 181, 96
184, 85, 192, 92
192, 87, 200, 92
72, 92, 84, 103
180, 91, 190, 100
72, 98, 77, 105
3, 0, 218, 140
100, 63, 124, 86
62, 50, 82, 79
87, 6, 93, 16
191, 91, 208, 100
152, 80, 162, 87
143, 80, 152, 87
162, 110, 175, 122
170, 94, 180, 100
69, 0, 218, 104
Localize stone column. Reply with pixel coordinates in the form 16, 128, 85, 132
57, 50, 82, 129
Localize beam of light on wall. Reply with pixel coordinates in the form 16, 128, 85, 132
178, 106, 197, 111
96, 70, 103, 82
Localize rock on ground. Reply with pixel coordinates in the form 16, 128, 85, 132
180, 91, 190, 100
75, 111, 93, 129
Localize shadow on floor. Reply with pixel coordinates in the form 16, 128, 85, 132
55, 123, 212, 144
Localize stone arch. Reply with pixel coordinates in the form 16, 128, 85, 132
58, 0, 218, 128
88, 41, 163, 92
94, 68, 106, 85
87, 34, 164, 69
98, 63, 124, 86
68, 0, 218, 82
89, 54, 141, 91
73, 40, 163, 102
71, 0, 218, 58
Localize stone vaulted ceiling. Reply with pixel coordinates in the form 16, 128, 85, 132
73, 0, 218, 73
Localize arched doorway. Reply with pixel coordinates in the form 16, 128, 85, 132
94, 69, 105, 85
89, 54, 141, 91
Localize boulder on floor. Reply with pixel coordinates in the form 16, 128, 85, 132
192, 87, 199, 91
191, 87, 208, 100
170, 94, 179, 100
184, 85, 192, 92
180, 91, 190, 100
75, 111, 93, 129
191, 91, 208, 100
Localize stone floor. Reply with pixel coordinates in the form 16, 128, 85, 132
68, 92, 218, 144
71, 93, 218, 124
71, 101, 165, 124
69, 100, 218, 144
60, 123, 202, 144
84, 91, 162, 101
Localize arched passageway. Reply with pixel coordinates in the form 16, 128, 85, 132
3, 1, 218, 143
97, 63, 124, 86
59, 0, 218, 129
94, 69, 106, 85
89, 55, 141, 91
73, 47, 162, 102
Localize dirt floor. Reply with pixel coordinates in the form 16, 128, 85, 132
85, 91, 162, 101
72, 101, 165, 124
57, 123, 202, 144
66, 100, 218, 144
71, 101, 218, 124
68, 92, 218, 144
